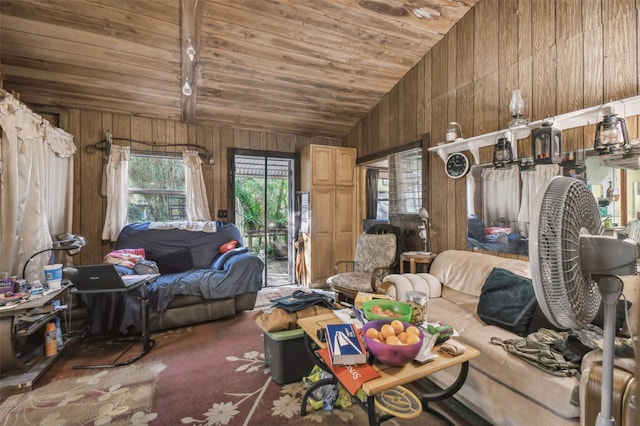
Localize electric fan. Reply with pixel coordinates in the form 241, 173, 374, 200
529, 176, 637, 426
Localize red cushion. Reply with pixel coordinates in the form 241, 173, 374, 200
219, 240, 238, 253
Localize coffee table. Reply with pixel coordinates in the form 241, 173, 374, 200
297, 312, 480, 426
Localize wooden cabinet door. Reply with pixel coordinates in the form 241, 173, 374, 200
310, 145, 335, 186
335, 147, 356, 186
334, 185, 356, 264
310, 187, 334, 284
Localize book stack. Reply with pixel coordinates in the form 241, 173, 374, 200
325, 323, 367, 366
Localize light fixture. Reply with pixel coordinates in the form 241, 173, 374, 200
22, 233, 86, 280
532, 121, 562, 164
182, 78, 193, 96
186, 37, 196, 62
493, 133, 514, 168
446, 122, 463, 142
594, 106, 629, 155
418, 207, 430, 253
509, 88, 527, 128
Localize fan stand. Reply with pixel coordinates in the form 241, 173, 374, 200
594, 275, 624, 426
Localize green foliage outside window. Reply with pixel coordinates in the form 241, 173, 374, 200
127, 155, 186, 223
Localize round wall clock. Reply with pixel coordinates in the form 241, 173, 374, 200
445, 152, 470, 179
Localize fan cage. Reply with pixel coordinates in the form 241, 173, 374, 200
535, 177, 602, 329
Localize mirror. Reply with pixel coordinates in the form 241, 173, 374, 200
466, 150, 640, 256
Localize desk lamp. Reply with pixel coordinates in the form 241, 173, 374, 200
418, 208, 430, 254
22, 233, 86, 280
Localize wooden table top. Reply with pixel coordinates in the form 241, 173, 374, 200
297, 312, 480, 396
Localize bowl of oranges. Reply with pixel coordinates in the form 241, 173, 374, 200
362, 299, 412, 322
362, 319, 424, 366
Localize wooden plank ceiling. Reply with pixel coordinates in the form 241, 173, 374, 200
0, 0, 478, 138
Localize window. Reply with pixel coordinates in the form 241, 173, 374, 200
127, 155, 186, 223
388, 148, 422, 214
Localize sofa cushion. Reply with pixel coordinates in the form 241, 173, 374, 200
429, 250, 531, 297
146, 248, 194, 274
477, 267, 537, 336
457, 325, 580, 420
212, 247, 248, 270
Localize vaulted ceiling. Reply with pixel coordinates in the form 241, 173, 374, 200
1, 0, 478, 138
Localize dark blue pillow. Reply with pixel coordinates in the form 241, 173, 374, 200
477, 267, 537, 336
146, 248, 194, 274
212, 247, 248, 270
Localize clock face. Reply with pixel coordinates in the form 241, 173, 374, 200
445, 152, 470, 179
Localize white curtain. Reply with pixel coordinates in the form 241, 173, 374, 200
102, 145, 130, 241
0, 94, 76, 280
518, 164, 560, 237
183, 150, 211, 221
481, 165, 521, 232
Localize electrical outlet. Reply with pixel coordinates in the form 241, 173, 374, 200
218, 210, 228, 218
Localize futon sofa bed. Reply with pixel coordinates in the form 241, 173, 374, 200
381, 249, 638, 425
82, 221, 264, 334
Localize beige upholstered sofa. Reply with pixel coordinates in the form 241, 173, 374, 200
381, 249, 638, 426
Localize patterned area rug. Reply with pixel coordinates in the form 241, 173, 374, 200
0, 311, 448, 425
0, 360, 164, 425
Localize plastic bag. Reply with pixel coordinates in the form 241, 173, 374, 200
302, 365, 352, 411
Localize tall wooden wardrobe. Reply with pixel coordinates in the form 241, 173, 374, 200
300, 144, 357, 288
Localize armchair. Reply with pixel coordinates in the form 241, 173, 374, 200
328, 233, 397, 303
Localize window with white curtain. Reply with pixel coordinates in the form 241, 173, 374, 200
388, 148, 422, 214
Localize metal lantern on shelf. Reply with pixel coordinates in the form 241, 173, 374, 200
532, 123, 562, 164
493, 134, 513, 168
594, 111, 629, 155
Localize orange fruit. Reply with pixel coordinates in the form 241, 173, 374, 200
385, 335, 402, 345
370, 305, 383, 314
406, 334, 421, 345
406, 325, 420, 336
397, 331, 408, 344
365, 327, 380, 340
390, 320, 404, 334
380, 324, 395, 339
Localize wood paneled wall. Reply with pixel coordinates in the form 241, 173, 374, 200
346, 0, 640, 254
57, 110, 342, 264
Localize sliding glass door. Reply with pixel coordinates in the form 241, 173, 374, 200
231, 150, 295, 287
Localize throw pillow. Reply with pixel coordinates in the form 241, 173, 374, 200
212, 247, 248, 270
146, 248, 194, 275
477, 267, 537, 336
219, 240, 238, 254
525, 299, 632, 335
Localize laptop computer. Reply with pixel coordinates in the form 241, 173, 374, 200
69, 264, 159, 293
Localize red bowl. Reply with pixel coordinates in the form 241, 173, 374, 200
362, 319, 424, 367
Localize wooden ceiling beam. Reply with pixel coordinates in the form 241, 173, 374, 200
181, 0, 203, 123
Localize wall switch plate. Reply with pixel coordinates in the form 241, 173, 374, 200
218, 210, 228, 218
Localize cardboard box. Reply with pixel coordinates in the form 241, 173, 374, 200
263, 328, 314, 384
325, 323, 367, 365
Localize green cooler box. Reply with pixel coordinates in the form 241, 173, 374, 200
264, 328, 314, 384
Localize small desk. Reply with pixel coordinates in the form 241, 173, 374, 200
298, 313, 480, 425
400, 252, 436, 274
71, 275, 158, 369
0, 284, 71, 395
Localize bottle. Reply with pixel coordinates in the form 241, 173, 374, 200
45, 322, 58, 356
31, 280, 44, 297
403, 291, 428, 324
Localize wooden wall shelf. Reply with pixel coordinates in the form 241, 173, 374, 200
428, 95, 640, 165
